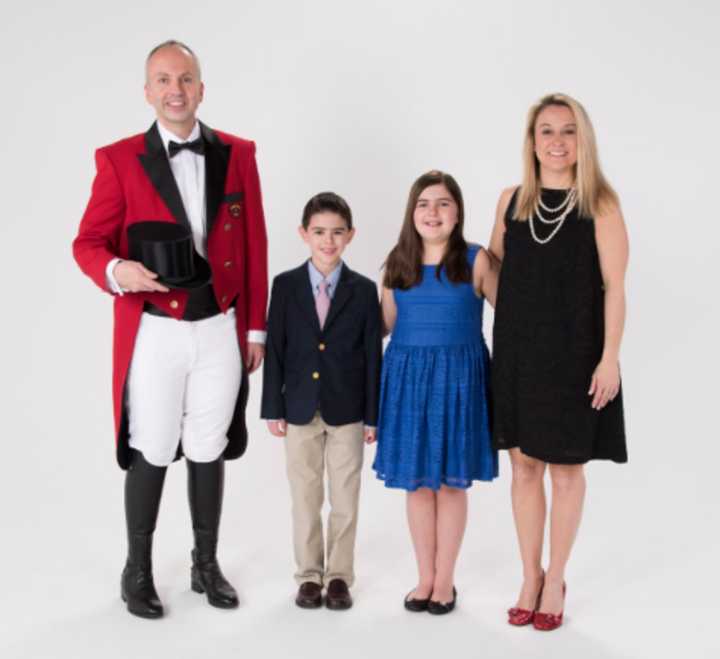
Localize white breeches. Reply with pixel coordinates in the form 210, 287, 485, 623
126, 309, 242, 467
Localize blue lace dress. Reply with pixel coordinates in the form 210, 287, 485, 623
373, 245, 498, 491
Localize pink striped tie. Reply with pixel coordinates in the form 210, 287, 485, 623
315, 280, 330, 328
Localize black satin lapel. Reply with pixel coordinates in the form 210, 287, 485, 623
292, 266, 322, 333
323, 265, 354, 330
201, 122, 230, 238
137, 123, 190, 229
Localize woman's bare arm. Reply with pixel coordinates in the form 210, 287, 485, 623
472, 247, 498, 307
488, 186, 517, 264
589, 202, 629, 410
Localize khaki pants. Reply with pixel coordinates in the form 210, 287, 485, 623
285, 412, 364, 586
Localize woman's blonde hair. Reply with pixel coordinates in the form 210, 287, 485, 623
514, 93, 618, 221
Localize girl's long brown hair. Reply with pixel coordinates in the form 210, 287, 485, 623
384, 170, 470, 290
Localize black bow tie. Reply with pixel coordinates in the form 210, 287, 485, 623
168, 137, 205, 158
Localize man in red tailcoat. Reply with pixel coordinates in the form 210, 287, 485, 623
73, 40, 268, 619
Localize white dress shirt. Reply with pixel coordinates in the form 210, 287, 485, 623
158, 121, 207, 256
106, 121, 265, 344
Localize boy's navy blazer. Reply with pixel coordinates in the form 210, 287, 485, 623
261, 261, 382, 426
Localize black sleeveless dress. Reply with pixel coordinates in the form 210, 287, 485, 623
491, 189, 627, 464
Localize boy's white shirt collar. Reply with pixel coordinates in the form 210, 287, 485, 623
307, 259, 343, 296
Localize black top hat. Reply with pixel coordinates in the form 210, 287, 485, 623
127, 221, 211, 289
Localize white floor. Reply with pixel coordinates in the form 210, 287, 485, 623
3, 416, 717, 659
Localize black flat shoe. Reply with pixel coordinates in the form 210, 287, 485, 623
428, 587, 457, 615
404, 590, 430, 612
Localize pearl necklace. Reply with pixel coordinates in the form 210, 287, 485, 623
538, 188, 575, 213
529, 189, 577, 244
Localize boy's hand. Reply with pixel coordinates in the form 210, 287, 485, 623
364, 427, 376, 444
267, 419, 287, 437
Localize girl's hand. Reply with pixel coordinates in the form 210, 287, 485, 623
364, 427, 377, 444
267, 419, 287, 437
588, 360, 620, 410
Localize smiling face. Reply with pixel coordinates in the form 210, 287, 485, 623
413, 183, 459, 245
533, 103, 578, 179
299, 212, 355, 274
144, 45, 204, 137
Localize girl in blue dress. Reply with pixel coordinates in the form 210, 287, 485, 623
373, 170, 498, 614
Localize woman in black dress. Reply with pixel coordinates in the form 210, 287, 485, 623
489, 93, 628, 631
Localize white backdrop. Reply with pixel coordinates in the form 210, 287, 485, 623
1, 1, 718, 658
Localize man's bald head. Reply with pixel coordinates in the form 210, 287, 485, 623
144, 40, 204, 137
145, 40, 202, 81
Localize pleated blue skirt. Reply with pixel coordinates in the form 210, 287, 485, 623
372, 340, 498, 491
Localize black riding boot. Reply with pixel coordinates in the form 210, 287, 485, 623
121, 449, 167, 619
187, 458, 239, 608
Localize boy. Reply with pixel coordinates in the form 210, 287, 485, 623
261, 192, 382, 610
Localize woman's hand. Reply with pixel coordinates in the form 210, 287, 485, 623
588, 360, 620, 410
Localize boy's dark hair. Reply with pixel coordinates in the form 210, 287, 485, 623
301, 192, 353, 230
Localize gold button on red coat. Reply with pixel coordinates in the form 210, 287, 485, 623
224, 260, 232, 269
169, 300, 179, 310
221, 295, 228, 304
229, 203, 242, 218
224, 222, 232, 231
312, 372, 319, 380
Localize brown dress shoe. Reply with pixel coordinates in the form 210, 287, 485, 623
295, 582, 322, 609
326, 579, 353, 610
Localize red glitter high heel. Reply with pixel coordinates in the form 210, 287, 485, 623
533, 582, 566, 631
508, 573, 545, 626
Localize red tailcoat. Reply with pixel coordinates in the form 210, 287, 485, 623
73, 122, 268, 469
